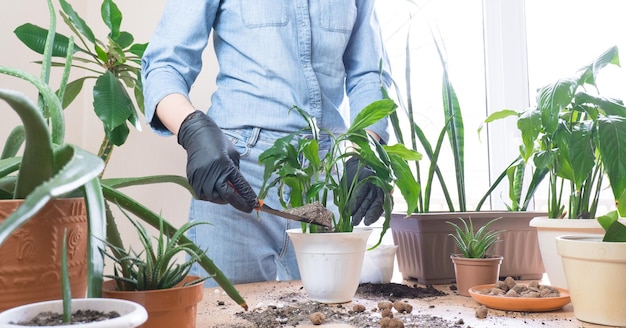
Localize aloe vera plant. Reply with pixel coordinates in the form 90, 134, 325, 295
447, 217, 502, 258
104, 211, 208, 291
4, 0, 248, 308
258, 100, 421, 247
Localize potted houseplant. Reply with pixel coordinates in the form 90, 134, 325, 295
447, 217, 503, 297
556, 213, 626, 326
484, 45, 626, 288
259, 101, 421, 303
101, 212, 208, 328
388, 20, 545, 285
11, 0, 247, 308
0, 1, 107, 310
0, 231, 148, 328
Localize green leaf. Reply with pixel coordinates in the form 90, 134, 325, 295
14, 23, 77, 57
603, 220, 626, 242
538, 78, 577, 134
128, 43, 148, 58
115, 32, 134, 49
101, 0, 122, 40
61, 77, 89, 109
1, 126, 25, 160
0, 145, 104, 246
597, 115, 626, 202
348, 99, 396, 134
93, 71, 135, 133
578, 45, 620, 86
59, 0, 96, 43
567, 122, 596, 190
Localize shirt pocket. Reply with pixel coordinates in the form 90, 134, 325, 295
240, 0, 288, 28
320, 0, 357, 34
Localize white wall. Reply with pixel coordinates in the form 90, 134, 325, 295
0, 0, 218, 264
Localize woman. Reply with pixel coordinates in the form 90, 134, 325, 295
142, 0, 392, 286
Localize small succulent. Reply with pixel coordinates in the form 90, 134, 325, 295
447, 217, 503, 258
104, 209, 208, 291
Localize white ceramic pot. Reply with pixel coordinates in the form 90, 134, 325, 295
0, 298, 148, 328
359, 244, 397, 284
529, 217, 605, 289
557, 235, 626, 326
287, 228, 372, 303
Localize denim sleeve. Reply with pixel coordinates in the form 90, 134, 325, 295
344, 0, 392, 143
141, 0, 220, 135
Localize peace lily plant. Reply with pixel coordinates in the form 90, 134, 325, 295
258, 100, 421, 247
484, 46, 626, 241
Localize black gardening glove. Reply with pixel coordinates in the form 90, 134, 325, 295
342, 156, 385, 226
177, 110, 257, 212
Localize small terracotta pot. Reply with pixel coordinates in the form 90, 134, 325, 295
451, 254, 503, 296
0, 198, 88, 312
102, 275, 204, 328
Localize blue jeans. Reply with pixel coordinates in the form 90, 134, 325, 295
188, 127, 334, 287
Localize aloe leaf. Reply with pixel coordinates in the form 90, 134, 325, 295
0, 145, 104, 246
84, 177, 106, 298
0, 89, 53, 198
1, 126, 25, 160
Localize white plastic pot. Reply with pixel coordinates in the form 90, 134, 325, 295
0, 298, 147, 328
359, 244, 397, 284
287, 228, 372, 303
529, 217, 605, 288
557, 235, 626, 326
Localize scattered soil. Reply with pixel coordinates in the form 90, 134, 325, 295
235, 283, 462, 328
283, 202, 333, 228
13, 309, 120, 326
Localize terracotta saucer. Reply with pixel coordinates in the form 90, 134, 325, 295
468, 284, 571, 312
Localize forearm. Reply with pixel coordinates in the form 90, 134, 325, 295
155, 93, 197, 135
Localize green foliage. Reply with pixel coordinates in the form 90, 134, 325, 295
14, 0, 145, 151
388, 20, 468, 213
104, 211, 208, 291
0, 0, 107, 299
259, 100, 421, 248
483, 46, 626, 220
447, 217, 503, 258
5, 0, 248, 308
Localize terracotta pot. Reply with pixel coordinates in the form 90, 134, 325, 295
287, 228, 372, 303
391, 211, 545, 285
101, 275, 204, 328
0, 198, 88, 312
451, 254, 503, 297
0, 298, 147, 328
557, 235, 626, 326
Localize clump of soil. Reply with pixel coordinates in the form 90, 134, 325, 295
478, 276, 561, 298
14, 310, 120, 326
283, 202, 332, 228
235, 283, 458, 328
357, 282, 446, 300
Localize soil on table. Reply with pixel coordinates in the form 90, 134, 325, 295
235, 283, 462, 328
14, 309, 120, 326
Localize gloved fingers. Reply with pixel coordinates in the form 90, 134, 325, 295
218, 171, 257, 213
351, 184, 375, 226
363, 187, 385, 226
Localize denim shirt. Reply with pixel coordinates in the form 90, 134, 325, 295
142, 0, 391, 142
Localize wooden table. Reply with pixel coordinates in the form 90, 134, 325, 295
195, 280, 608, 328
